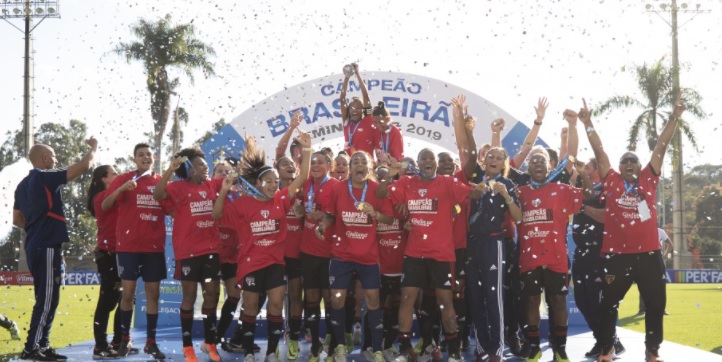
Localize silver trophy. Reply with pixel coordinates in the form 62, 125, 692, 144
343, 64, 355, 77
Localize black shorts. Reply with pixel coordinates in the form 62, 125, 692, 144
242, 264, 286, 293
221, 262, 237, 281
285, 257, 302, 280
174, 253, 221, 282
117, 252, 166, 282
454, 248, 467, 281
400, 256, 454, 290
300, 253, 330, 290
520, 267, 569, 297
380, 275, 402, 302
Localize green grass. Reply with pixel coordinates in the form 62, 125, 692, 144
1, 284, 721, 358
0, 285, 98, 358
618, 283, 722, 355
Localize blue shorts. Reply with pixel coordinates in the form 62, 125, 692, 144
329, 259, 380, 290
116, 252, 166, 282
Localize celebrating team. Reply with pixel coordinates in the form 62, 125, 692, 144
14, 63, 685, 362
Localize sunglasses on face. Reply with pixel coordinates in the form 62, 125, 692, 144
620, 157, 639, 164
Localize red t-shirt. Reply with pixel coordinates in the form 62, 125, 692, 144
94, 189, 118, 252
299, 177, 339, 258
324, 180, 393, 265
216, 194, 241, 264
284, 198, 304, 259
224, 189, 292, 281
601, 166, 660, 254
379, 125, 404, 161
452, 200, 470, 249
164, 178, 224, 260
377, 210, 407, 275
517, 183, 582, 273
344, 115, 380, 157
388, 175, 473, 261
108, 171, 166, 253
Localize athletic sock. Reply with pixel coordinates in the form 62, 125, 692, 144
367, 308, 384, 352
202, 307, 218, 344
146, 313, 158, 341
267, 314, 284, 356
217, 296, 240, 342
240, 313, 257, 356
180, 308, 194, 347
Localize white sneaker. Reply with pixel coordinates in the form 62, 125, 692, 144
244, 353, 256, 362
383, 348, 398, 362
392, 355, 408, 362
353, 322, 363, 345
264, 352, 281, 362
361, 347, 374, 362
447, 354, 463, 362
9, 321, 20, 341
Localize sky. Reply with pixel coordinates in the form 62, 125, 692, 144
1, 0, 721, 176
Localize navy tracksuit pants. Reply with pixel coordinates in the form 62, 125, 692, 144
466, 236, 505, 357
571, 251, 603, 340
24, 246, 62, 353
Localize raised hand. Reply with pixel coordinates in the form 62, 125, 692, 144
491, 118, 505, 133
563, 109, 578, 125
464, 115, 476, 132
294, 129, 312, 148
578, 98, 592, 126
86, 136, 98, 151
493, 181, 509, 198
671, 93, 687, 119
291, 110, 304, 128
535, 97, 549, 121
121, 180, 137, 192
169, 155, 187, 171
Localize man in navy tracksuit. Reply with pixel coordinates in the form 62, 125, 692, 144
13, 138, 97, 361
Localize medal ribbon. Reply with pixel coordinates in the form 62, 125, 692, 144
306, 176, 329, 213
348, 179, 368, 209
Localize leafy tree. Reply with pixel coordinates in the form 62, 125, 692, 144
593, 58, 706, 153
693, 184, 722, 242
166, 106, 189, 157
196, 118, 227, 146
114, 14, 215, 172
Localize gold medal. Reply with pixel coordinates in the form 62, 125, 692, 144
356, 202, 366, 211
568, 155, 576, 163
454, 204, 461, 214
488, 180, 497, 189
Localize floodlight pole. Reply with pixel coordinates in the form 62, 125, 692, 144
23, 3, 33, 156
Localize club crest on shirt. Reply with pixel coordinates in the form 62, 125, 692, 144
199, 191, 207, 199
147, 186, 156, 193
418, 189, 428, 197
261, 210, 270, 218
532, 198, 541, 207
182, 266, 191, 276
245, 276, 255, 287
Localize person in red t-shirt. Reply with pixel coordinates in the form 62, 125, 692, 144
154, 148, 225, 362
298, 150, 340, 359
340, 63, 381, 158
100, 143, 165, 359
207, 160, 245, 350
87, 165, 122, 359
372, 101, 404, 162
516, 150, 585, 362
580, 97, 686, 362
213, 133, 312, 362
376, 149, 486, 362
319, 151, 394, 360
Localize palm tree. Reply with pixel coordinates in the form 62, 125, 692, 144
114, 14, 215, 171
594, 58, 706, 153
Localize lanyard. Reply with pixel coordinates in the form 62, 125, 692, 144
348, 179, 368, 209
623, 179, 638, 196
407, 164, 436, 180
469, 174, 502, 226
530, 157, 569, 188
236, 176, 269, 200
347, 120, 362, 147
306, 176, 329, 213
183, 160, 205, 184
381, 132, 390, 153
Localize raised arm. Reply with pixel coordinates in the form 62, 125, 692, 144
463, 113, 479, 181
153, 156, 184, 200
275, 111, 302, 161
574, 159, 595, 200
287, 130, 313, 199
512, 97, 548, 167
212, 175, 235, 220
563, 109, 579, 173
650, 94, 686, 175
579, 98, 610, 179
493, 182, 521, 222
353, 63, 371, 108
340, 66, 351, 120
490, 118, 505, 148
66, 136, 98, 181
451, 95, 470, 166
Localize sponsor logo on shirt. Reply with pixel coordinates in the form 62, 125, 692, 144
254, 239, 276, 246
407, 198, 438, 213
522, 209, 553, 223
196, 220, 214, 228
250, 220, 281, 235
410, 218, 433, 227
377, 219, 401, 233
341, 211, 371, 225
220, 232, 230, 240
190, 200, 214, 216
379, 237, 401, 248
526, 227, 551, 239
287, 224, 301, 232
139, 213, 159, 222
345, 231, 369, 239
